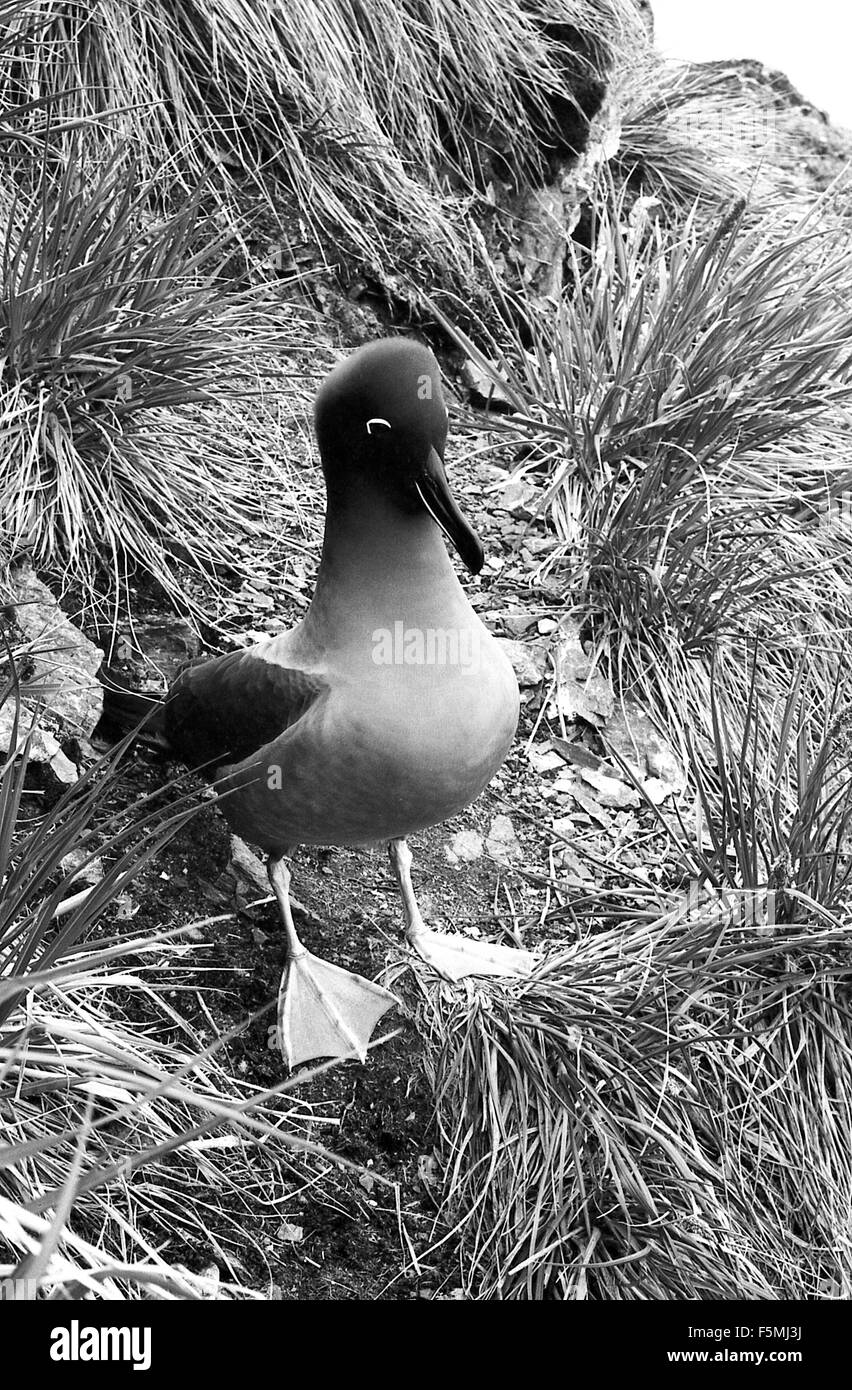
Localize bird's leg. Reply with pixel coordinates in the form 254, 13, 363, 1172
387, 837, 429, 939
269, 854, 397, 1069
388, 837, 534, 982
269, 853, 307, 961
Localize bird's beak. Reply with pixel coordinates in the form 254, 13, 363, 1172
415, 448, 485, 575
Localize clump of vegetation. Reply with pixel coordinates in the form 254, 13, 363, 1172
413, 655, 852, 1299
662, 651, 852, 922
0, 669, 348, 1298
611, 57, 758, 210
415, 912, 852, 1299
0, 145, 311, 617
420, 116, 852, 1296
438, 180, 852, 773
0, 0, 640, 286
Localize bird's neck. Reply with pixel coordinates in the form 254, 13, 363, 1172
299, 490, 478, 657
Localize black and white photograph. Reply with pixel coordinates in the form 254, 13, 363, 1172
0, 0, 849, 1349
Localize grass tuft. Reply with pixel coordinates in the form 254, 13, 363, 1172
413, 909, 852, 1299
0, 671, 346, 1298
437, 184, 852, 776
0, 142, 309, 618
611, 57, 766, 212
0, 0, 640, 289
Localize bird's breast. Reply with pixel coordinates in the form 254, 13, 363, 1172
218, 622, 519, 850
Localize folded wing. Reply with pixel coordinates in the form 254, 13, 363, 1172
165, 648, 328, 774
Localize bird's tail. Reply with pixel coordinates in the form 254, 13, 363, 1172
99, 676, 170, 748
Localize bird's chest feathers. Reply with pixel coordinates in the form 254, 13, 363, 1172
256, 613, 516, 830
243, 535, 519, 839
356, 645, 514, 760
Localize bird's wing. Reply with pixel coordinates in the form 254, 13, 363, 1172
164, 647, 328, 774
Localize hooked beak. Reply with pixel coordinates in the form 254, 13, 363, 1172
415, 449, 484, 575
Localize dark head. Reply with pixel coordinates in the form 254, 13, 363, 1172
314, 338, 484, 575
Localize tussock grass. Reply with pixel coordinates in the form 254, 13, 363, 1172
611, 57, 767, 211
438, 186, 852, 773
413, 909, 852, 1299
0, 0, 639, 286
0, 143, 311, 618
617, 647, 852, 925
0, 675, 347, 1298
417, 162, 852, 1298
443, 189, 852, 519
415, 654, 852, 1298
1, 939, 352, 1298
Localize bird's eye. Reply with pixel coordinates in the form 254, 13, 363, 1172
366, 417, 392, 434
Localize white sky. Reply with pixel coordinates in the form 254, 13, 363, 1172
650, 0, 851, 130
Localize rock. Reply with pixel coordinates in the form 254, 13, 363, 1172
551, 775, 576, 797
445, 830, 484, 865
276, 1222, 304, 1243
555, 845, 593, 882
18, 728, 79, 784
228, 835, 270, 895
523, 535, 555, 556
646, 739, 685, 792
461, 358, 516, 411
1, 564, 104, 761
60, 847, 105, 884
118, 616, 199, 681
506, 79, 624, 306
501, 613, 538, 637
553, 775, 614, 829
485, 814, 523, 865
495, 478, 539, 521
550, 618, 614, 726
641, 777, 671, 807
238, 585, 274, 611
579, 766, 641, 810
497, 638, 548, 688
104, 615, 200, 701
604, 697, 685, 795
551, 815, 576, 841
528, 744, 565, 774
550, 736, 600, 772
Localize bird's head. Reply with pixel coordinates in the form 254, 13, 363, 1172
314, 338, 484, 575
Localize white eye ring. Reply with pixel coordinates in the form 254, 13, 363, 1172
366, 417, 392, 434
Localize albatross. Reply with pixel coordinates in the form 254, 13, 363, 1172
157, 338, 532, 1065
